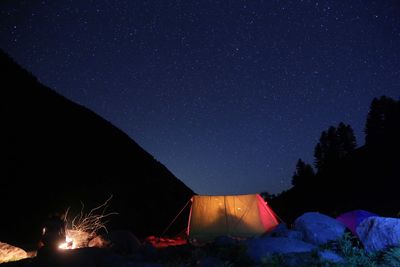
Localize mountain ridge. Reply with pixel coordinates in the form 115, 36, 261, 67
0, 49, 194, 245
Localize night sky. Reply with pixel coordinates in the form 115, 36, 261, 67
1, 1, 399, 195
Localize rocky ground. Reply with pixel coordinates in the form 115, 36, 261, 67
2, 212, 400, 266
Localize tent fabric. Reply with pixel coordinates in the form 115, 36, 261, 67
336, 210, 378, 236
187, 194, 279, 240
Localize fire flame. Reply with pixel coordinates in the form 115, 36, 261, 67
58, 236, 75, 250
58, 195, 117, 250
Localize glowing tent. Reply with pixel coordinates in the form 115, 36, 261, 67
187, 194, 279, 240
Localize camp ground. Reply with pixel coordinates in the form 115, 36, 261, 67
146, 194, 280, 247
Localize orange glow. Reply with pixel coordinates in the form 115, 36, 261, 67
58, 236, 75, 250
58, 196, 117, 250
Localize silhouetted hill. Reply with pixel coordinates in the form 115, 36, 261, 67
0, 50, 194, 246
271, 97, 400, 223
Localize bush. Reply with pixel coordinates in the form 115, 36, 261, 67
322, 232, 377, 266
382, 246, 400, 267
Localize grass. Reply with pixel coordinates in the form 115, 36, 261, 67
152, 233, 400, 267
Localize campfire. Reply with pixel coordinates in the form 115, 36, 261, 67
58, 236, 75, 250
58, 196, 117, 250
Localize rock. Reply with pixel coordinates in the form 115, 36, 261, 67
356, 216, 400, 253
268, 224, 303, 240
294, 212, 346, 245
319, 250, 346, 264
245, 237, 316, 263
89, 230, 142, 255
0, 242, 28, 264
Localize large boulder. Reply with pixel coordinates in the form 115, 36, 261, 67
0, 242, 28, 264
245, 237, 316, 263
356, 216, 400, 253
294, 212, 346, 245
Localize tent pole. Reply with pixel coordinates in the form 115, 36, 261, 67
160, 197, 192, 238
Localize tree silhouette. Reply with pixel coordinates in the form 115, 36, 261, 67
337, 122, 357, 158
260, 191, 276, 202
314, 132, 326, 172
314, 123, 356, 173
291, 158, 315, 186
365, 96, 400, 147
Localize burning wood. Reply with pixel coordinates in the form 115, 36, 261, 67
59, 195, 117, 250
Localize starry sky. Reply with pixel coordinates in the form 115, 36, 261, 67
1, 1, 399, 195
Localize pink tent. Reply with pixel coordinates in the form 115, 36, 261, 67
336, 210, 378, 236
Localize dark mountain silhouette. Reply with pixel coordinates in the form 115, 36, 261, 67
270, 96, 400, 223
0, 50, 194, 246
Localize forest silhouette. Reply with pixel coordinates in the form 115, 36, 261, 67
269, 95, 400, 222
